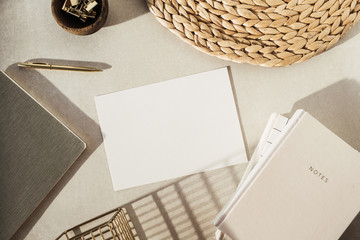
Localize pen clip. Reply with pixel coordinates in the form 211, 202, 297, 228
31, 62, 52, 69
18, 62, 49, 67
31, 62, 50, 65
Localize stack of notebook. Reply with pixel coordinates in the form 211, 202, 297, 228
214, 110, 360, 240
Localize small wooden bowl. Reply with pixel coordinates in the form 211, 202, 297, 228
51, 0, 108, 35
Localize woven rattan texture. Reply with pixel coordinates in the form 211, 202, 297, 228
147, 0, 360, 67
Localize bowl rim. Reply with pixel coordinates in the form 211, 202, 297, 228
51, 0, 109, 35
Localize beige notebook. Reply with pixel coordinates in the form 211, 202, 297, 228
215, 110, 360, 240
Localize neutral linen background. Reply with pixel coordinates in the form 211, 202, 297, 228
0, 0, 359, 239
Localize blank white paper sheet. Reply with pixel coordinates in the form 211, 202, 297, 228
95, 68, 247, 191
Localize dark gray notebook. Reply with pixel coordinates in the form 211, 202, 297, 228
0, 71, 86, 240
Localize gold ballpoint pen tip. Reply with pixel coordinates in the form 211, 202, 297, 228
71, 66, 103, 72
89, 68, 103, 72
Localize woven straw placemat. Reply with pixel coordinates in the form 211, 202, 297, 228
147, 0, 360, 67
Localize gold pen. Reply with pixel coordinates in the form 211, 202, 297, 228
17, 62, 102, 72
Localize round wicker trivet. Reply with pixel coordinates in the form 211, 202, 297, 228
147, 0, 360, 67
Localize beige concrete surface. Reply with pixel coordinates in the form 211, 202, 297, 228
0, 0, 360, 239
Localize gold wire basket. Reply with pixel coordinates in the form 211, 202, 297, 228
55, 208, 136, 240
